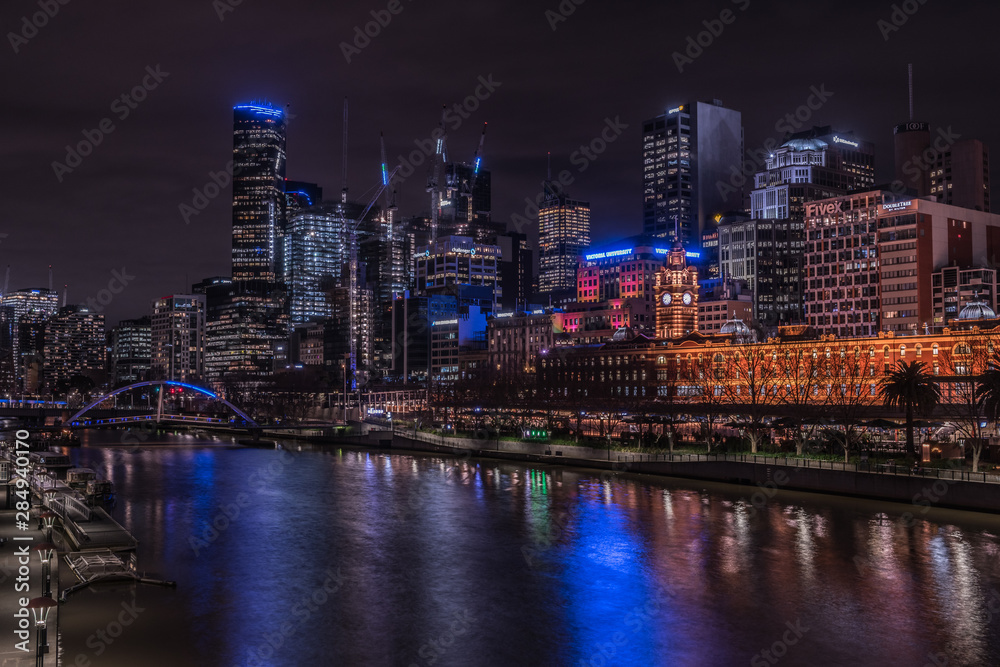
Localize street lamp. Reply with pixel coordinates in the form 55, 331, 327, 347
34, 542, 56, 599
27, 596, 57, 666
38, 512, 57, 541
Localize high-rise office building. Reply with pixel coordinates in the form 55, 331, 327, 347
803, 192, 1000, 337
42, 305, 105, 389
439, 162, 497, 243
1, 288, 59, 392
894, 121, 932, 197
718, 127, 873, 327
642, 100, 744, 247
718, 218, 804, 328
497, 231, 533, 311
750, 127, 874, 220
416, 236, 501, 300
285, 202, 350, 324
110, 316, 151, 386
538, 182, 590, 295
930, 139, 990, 212
204, 295, 285, 390
232, 103, 287, 293
284, 180, 322, 216
151, 295, 206, 382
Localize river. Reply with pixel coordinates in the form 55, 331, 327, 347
53, 430, 1000, 666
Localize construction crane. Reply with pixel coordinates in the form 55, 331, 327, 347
380, 131, 399, 293
470, 122, 487, 188
346, 164, 401, 394
341, 97, 349, 204
426, 106, 448, 240
466, 122, 488, 229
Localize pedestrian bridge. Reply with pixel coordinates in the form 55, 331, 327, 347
67, 380, 258, 428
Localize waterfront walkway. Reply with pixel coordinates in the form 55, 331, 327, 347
0, 513, 58, 667
396, 428, 1000, 484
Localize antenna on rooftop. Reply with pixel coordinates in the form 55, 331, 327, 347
908, 63, 914, 121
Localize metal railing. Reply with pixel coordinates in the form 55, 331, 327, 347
393, 427, 1000, 484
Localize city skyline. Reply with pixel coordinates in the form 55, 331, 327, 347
3, 0, 998, 328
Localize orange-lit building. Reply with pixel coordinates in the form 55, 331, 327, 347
654, 245, 699, 338
538, 304, 1000, 410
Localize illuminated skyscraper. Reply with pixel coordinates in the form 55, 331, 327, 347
642, 100, 743, 247
151, 295, 205, 382
110, 316, 151, 385
42, 305, 105, 390
232, 103, 287, 293
538, 182, 590, 295
285, 202, 351, 323
439, 162, 497, 243
1, 288, 59, 392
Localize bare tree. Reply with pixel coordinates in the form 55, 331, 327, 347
825, 346, 877, 463
777, 347, 830, 455
938, 332, 994, 472
718, 343, 781, 453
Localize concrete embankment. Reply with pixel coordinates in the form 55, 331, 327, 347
379, 432, 1000, 515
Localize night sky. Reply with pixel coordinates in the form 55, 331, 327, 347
2, 0, 996, 325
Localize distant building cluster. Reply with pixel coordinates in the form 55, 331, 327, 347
2, 86, 997, 410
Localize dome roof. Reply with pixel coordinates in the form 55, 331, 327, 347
719, 317, 757, 342
719, 318, 751, 335
958, 297, 996, 321
781, 138, 829, 152
611, 326, 634, 342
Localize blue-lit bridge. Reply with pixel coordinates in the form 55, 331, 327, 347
67, 380, 259, 429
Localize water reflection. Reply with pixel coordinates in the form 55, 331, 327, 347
52, 431, 1000, 666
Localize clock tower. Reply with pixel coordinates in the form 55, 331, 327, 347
655, 245, 699, 338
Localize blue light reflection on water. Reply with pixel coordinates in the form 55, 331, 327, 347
59, 432, 1000, 667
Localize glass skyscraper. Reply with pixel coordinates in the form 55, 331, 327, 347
538, 182, 590, 295
232, 103, 287, 293
285, 202, 351, 323
642, 100, 743, 248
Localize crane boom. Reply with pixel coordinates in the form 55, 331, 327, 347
426, 105, 448, 240
341, 97, 349, 204
348, 164, 402, 394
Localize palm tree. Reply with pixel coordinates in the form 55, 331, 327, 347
975, 355, 1000, 470
878, 360, 941, 460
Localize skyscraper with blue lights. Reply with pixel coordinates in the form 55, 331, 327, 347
232, 103, 287, 293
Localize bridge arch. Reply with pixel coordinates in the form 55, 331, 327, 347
68, 380, 258, 427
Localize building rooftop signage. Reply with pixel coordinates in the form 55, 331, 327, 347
880, 200, 914, 214
832, 136, 859, 148
585, 248, 632, 261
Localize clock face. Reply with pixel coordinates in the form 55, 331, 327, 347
682, 292, 693, 305
661, 292, 672, 306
